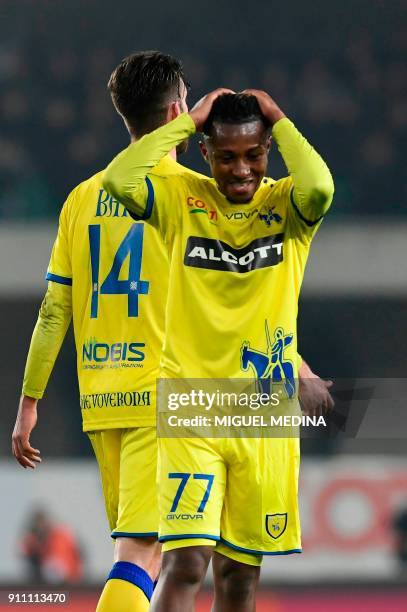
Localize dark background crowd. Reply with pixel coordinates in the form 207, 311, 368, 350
0, 0, 406, 457
0, 0, 406, 219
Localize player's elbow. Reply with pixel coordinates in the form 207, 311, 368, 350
102, 167, 123, 202
307, 174, 334, 214
103, 167, 141, 215
40, 286, 72, 326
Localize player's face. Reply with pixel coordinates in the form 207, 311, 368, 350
201, 121, 271, 203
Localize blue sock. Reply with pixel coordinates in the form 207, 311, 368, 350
107, 561, 154, 601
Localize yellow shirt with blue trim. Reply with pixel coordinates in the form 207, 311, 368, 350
103, 114, 334, 385
27, 155, 196, 431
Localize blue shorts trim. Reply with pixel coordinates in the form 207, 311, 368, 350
45, 272, 72, 285
111, 531, 158, 539
159, 533, 220, 543
220, 538, 302, 556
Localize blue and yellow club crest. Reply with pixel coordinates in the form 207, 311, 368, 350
265, 513, 287, 539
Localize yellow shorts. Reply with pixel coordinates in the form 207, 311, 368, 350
158, 436, 301, 565
88, 427, 158, 538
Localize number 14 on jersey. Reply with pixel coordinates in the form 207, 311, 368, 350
88, 224, 149, 318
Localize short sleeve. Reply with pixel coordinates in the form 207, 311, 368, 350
45, 194, 74, 285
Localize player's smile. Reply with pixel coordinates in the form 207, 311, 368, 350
200, 120, 271, 204
227, 178, 255, 199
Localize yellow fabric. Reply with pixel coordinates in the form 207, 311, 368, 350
272, 118, 332, 222
103, 113, 333, 556
96, 578, 149, 612
103, 114, 334, 382
214, 543, 263, 567
162, 538, 217, 552
24, 155, 201, 431
22, 283, 72, 399
88, 427, 158, 535
157, 436, 301, 555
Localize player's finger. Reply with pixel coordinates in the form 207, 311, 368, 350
23, 455, 37, 468
14, 438, 37, 469
22, 456, 37, 469
22, 444, 41, 456
241, 88, 269, 101
326, 393, 335, 411
324, 380, 334, 388
15, 449, 36, 469
23, 448, 42, 464
208, 88, 235, 104
212, 87, 235, 95
18, 435, 41, 456
241, 88, 261, 94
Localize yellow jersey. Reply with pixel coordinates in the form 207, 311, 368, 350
103, 115, 334, 392
46, 155, 191, 430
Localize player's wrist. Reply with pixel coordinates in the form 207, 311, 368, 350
188, 110, 202, 131
267, 108, 286, 126
20, 395, 38, 410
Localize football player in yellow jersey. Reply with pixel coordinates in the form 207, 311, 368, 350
103, 89, 334, 611
11, 51, 332, 612
11, 51, 193, 612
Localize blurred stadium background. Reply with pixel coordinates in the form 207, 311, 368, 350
1, 0, 406, 609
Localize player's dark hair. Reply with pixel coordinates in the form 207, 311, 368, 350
108, 50, 187, 136
203, 93, 269, 136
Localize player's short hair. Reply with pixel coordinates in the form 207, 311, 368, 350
108, 50, 187, 136
203, 93, 269, 136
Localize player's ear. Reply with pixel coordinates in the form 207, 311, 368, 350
199, 140, 210, 164
266, 135, 272, 153
167, 100, 182, 122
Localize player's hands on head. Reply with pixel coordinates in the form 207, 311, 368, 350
241, 89, 286, 125
189, 88, 235, 131
12, 396, 42, 469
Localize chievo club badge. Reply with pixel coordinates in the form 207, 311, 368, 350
265, 513, 287, 539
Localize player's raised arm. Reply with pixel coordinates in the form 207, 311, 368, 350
102, 114, 196, 218
244, 89, 334, 224
102, 88, 233, 219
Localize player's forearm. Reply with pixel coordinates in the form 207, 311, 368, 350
22, 283, 72, 399
103, 113, 196, 215
272, 118, 334, 221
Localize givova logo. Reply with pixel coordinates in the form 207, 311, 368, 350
184, 234, 284, 273
82, 337, 145, 363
